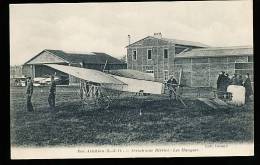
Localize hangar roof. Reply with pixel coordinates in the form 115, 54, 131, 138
175, 46, 253, 58
24, 49, 125, 65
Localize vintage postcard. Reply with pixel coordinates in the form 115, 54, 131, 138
10, 1, 254, 159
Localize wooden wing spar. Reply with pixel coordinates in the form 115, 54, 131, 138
108, 69, 154, 81
44, 64, 164, 95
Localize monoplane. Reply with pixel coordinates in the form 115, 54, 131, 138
44, 64, 186, 109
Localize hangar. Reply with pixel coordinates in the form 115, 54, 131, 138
23, 49, 127, 85
173, 46, 253, 88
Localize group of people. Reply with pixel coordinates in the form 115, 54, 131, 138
217, 71, 253, 103
165, 72, 253, 103
26, 75, 56, 112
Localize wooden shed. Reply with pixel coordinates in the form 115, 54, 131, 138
23, 49, 126, 85
173, 46, 253, 88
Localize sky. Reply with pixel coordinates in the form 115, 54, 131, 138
10, 1, 253, 66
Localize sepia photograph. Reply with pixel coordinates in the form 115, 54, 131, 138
10, 1, 254, 159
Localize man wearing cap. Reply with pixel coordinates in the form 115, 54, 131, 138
217, 71, 225, 98
243, 73, 253, 103
217, 71, 224, 90
26, 77, 34, 112
48, 75, 56, 110
167, 76, 178, 100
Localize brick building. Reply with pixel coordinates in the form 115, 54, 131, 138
126, 33, 253, 88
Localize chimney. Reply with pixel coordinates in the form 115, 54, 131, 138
128, 35, 131, 45
153, 32, 162, 39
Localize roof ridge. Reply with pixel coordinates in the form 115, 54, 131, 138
176, 46, 253, 58
24, 49, 125, 65
126, 35, 209, 47
190, 46, 253, 51
44, 49, 65, 52
126, 36, 153, 47
162, 37, 200, 42
64, 50, 96, 55
161, 37, 209, 47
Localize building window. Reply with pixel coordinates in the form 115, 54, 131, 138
164, 70, 169, 81
133, 50, 137, 60
147, 49, 152, 60
164, 49, 168, 58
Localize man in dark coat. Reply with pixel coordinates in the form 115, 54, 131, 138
238, 75, 243, 86
167, 76, 178, 100
48, 75, 56, 110
217, 71, 226, 89
26, 77, 34, 112
217, 72, 222, 90
217, 71, 225, 98
243, 73, 253, 103
230, 73, 239, 85
223, 73, 231, 91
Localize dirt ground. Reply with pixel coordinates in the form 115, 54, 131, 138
10, 86, 254, 146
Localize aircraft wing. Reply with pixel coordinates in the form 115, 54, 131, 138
108, 69, 163, 94
44, 64, 125, 85
111, 75, 164, 95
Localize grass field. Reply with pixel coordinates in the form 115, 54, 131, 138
10, 86, 254, 146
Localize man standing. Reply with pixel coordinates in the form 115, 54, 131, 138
230, 73, 239, 85
238, 75, 243, 86
223, 73, 231, 91
217, 72, 224, 90
243, 73, 253, 103
167, 76, 178, 100
48, 75, 56, 110
79, 80, 84, 100
26, 77, 34, 112
217, 71, 225, 98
